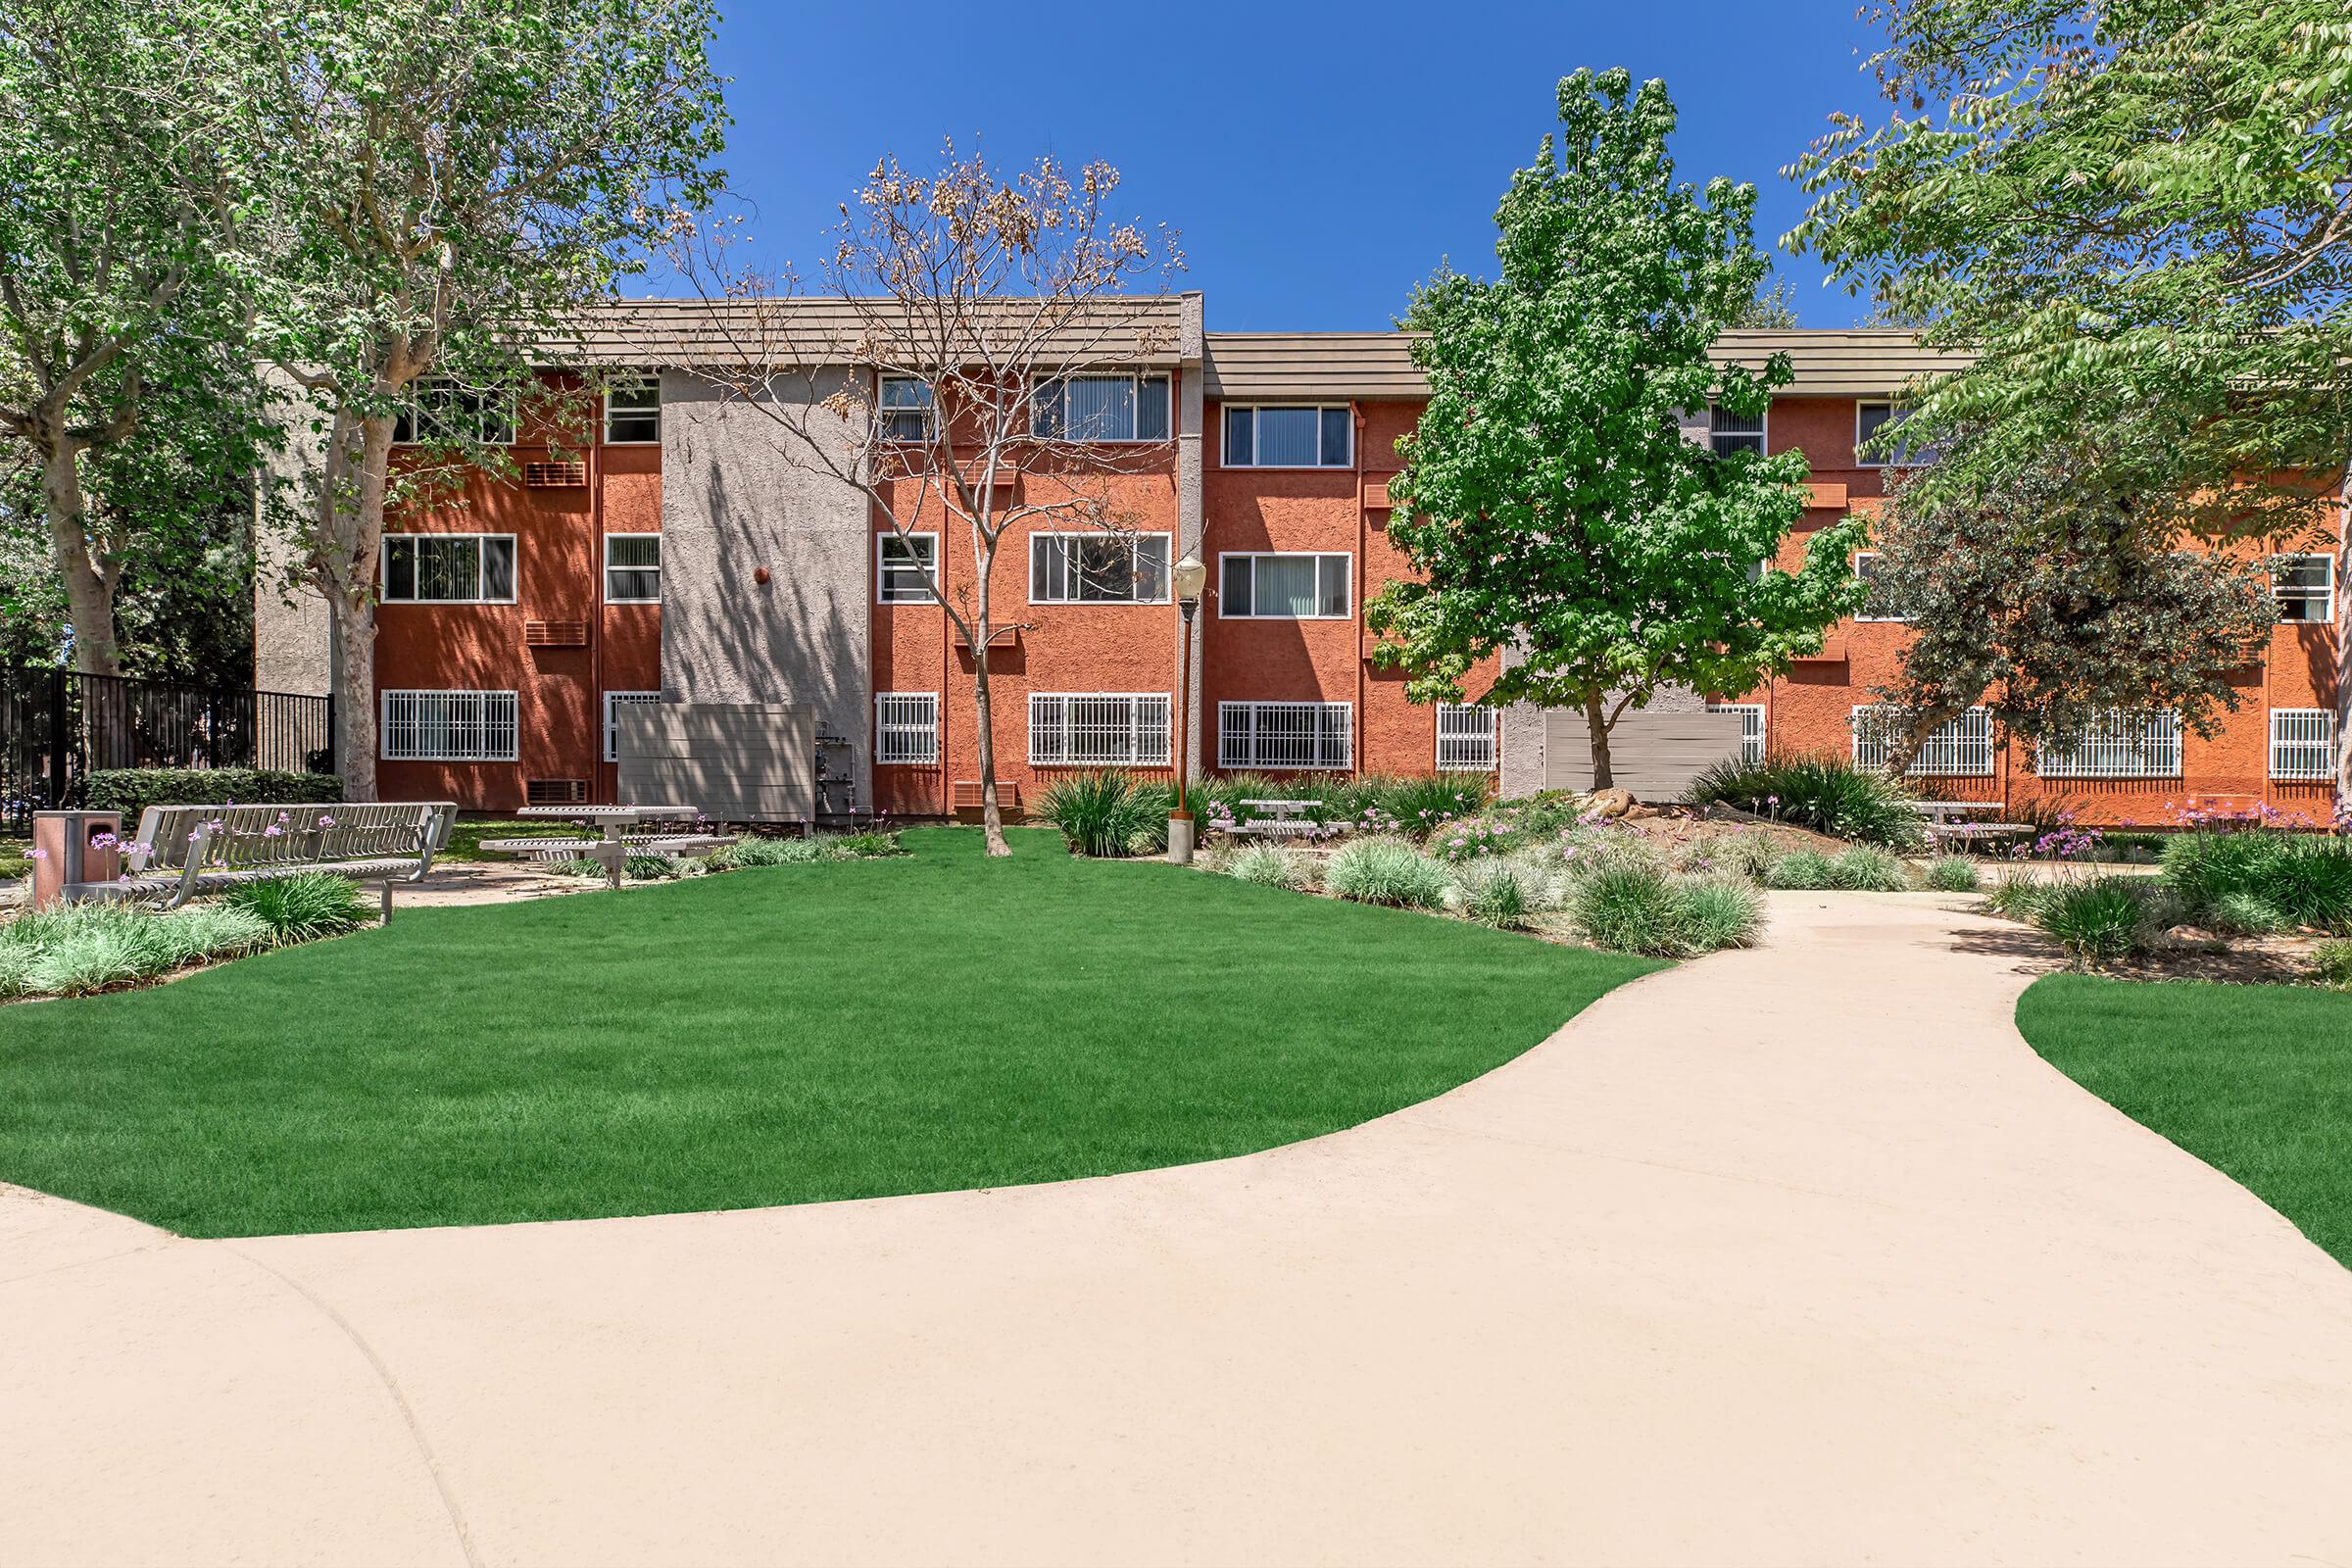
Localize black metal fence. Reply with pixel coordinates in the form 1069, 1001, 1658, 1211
0, 668, 335, 835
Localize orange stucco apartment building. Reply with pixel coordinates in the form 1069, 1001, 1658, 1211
254, 299, 2344, 825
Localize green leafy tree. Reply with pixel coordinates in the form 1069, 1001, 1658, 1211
0, 0, 252, 675
1790, 0, 2352, 796
231, 0, 727, 798
1733, 275, 1802, 329
1369, 69, 1866, 789
1859, 422, 2277, 771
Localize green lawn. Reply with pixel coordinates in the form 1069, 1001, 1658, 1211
2017, 974, 2352, 1267
0, 827, 1657, 1238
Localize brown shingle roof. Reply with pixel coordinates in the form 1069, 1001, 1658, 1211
1202, 333, 1428, 400
1710, 329, 1974, 394
562, 295, 1195, 368
1202, 326, 1971, 400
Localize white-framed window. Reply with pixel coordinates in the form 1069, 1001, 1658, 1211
380, 534, 516, 604
1436, 704, 1498, 771
604, 377, 661, 444
1707, 702, 1766, 764
2271, 709, 2337, 781
1854, 400, 1935, 467
1708, 406, 1766, 458
2034, 709, 2181, 779
879, 375, 934, 443
1029, 693, 1171, 766
875, 692, 940, 765
1222, 406, 1351, 468
1219, 552, 1350, 618
1030, 531, 1171, 605
604, 691, 661, 762
392, 380, 515, 446
2275, 555, 2335, 624
1852, 705, 1994, 777
877, 532, 939, 604
1852, 550, 1908, 621
382, 690, 518, 762
604, 534, 661, 603
1031, 372, 1171, 442
1219, 701, 1353, 770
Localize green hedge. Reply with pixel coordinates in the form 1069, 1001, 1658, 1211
83, 768, 343, 824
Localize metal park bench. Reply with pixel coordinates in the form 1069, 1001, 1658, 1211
117, 802, 458, 912
1233, 799, 1327, 839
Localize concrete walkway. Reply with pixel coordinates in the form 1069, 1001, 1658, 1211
6, 894, 2350, 1567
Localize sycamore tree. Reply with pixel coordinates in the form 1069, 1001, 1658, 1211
1369, 69, 1865, 789
659, 148, 1181, 856
229, 0, 726, 798
1790, 0, 2352, 797
0, 0, 254, 675
1860, 420, 2277, 772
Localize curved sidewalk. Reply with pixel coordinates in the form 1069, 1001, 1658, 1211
6, 895, 2350, 1566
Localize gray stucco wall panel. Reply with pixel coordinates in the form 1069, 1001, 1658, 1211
659, 369, 871, 808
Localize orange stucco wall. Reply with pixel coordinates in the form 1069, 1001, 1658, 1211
373, 376, 662, 812
368, 370, 2341, 824
1726, 397, 2344, 825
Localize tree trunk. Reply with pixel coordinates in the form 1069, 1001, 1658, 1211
2334, 468, 2350, 818
38, 437, 122, 677
970, 639, 1011, 857
333, 596, 378, 801
314, 412, 396, 802
1584, 690, 1615, 790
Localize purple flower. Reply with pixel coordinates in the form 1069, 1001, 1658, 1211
26, 847, 47, 861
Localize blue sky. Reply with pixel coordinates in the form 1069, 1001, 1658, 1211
667, 0, 1890, 329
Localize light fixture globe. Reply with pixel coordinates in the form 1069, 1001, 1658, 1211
1171, 551, 1207, 607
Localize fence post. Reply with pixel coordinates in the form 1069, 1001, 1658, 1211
47, 666, 69, 810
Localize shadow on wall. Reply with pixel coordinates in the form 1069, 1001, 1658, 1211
660, 371, 873, 799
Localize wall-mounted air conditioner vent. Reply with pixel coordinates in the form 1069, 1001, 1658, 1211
524, 620, 589, 647
523, 461, 588, 487
526, 778, 589, 805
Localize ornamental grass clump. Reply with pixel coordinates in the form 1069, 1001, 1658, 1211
2160, 831, 2352, 933
2034, 877, 2156, 966
1446, 855, 1566, 930
0, 901, 271, 999
1667, 873, 1766, 954
2207, 890, 2289, 937
1763, 849, 1838, 890
1830, 845, 1909, 892
221, 871, 372, 944
1325, 837, 1448, 908
1983, 870, 2051, 922
1228, 846, 1307, 891
2310, 940, 2352, 992
1687, 754, 1926, 850
1564, 863, 1765, 956
1037, 771, 1171, 858
1924, 856, 1982, 892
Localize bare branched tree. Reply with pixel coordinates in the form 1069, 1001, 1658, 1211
658, 145, 1183, 855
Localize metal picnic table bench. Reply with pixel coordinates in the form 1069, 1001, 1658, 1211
117, 801, 459, 913
1910, 800, 2033, 852
1233, 799, 1326, 839
479, 804, 736, 888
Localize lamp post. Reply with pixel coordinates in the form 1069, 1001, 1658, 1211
1168, 551, 1207, 864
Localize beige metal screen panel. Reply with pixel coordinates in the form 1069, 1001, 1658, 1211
1542, 709, 1745, 799
615, 703, 815, 821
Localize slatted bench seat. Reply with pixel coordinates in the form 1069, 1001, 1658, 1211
1909, 800, 2032, 852
1232, 799, 1327, 839
113, 802, 458, 911
479, 833, 737, 865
